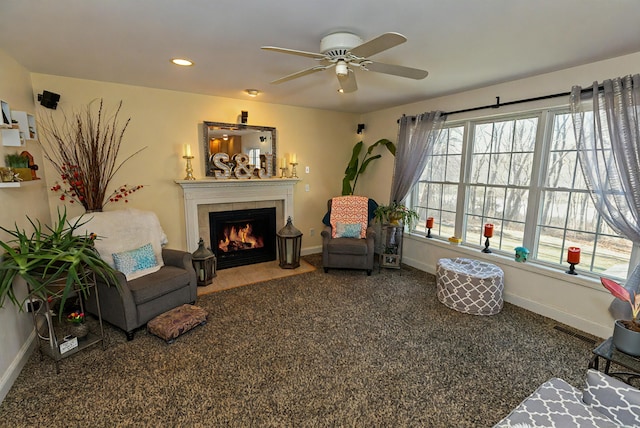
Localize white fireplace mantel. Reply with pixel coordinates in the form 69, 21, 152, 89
176, 178, 300, 251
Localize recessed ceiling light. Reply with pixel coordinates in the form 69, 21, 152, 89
245, 89, 260, 97
171, 58, 194, 66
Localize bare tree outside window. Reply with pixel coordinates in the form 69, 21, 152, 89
410, 110, 632, 279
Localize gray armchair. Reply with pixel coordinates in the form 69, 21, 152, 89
72, 209, 197, 340
321, 197, 377, 275
86, 248, 197, 340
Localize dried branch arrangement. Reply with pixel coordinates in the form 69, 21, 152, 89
38, 99, 145, 211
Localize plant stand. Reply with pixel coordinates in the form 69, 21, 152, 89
28, 274, 105, 374
379, 224, 403, 272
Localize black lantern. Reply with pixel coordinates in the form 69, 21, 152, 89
276, 216, 303, 269
192, 238, 216, 286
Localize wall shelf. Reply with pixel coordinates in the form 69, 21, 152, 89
0, 179, 39, 188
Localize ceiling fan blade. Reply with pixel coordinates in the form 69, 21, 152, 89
365, 61, 429, 80
349, 32, 407, 58
270, 65, 329, 84
261, 46, 326, 60
337, 71, 357, 93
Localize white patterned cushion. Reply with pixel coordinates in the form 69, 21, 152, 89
436, 258, 504, 315
582, 369, 640, 426
493, 378, 619, 427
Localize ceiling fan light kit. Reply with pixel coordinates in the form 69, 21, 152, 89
335, 61, 349, 77
261, 31, 428, 93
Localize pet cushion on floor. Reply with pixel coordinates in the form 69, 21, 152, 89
147, 304, 208, 343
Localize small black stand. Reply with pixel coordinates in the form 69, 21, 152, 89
481, 237, 492, 253
426, 227, 432, 238
566, 263, 578, 275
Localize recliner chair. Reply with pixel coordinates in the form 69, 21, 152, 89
321, 196, 377, 275
72, 209, 197, 340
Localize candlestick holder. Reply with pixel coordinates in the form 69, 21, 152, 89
290, 162, 298, 178
182, 155, 195, 180
280, 167, 288, 178
426, 227, 432, 238
481, 236, 492, 253
566, 262, 578, 275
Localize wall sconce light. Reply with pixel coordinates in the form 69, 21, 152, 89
357, 124, 365, 134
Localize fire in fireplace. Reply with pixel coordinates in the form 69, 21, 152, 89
209, 207, 277, 269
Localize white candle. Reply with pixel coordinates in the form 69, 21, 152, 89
290, 153, 297, 164
184, 144, 192, 157
281, 157, 286, 168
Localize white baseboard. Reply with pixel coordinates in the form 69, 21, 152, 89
0, 330, 36, 403
301, 245, 321, 256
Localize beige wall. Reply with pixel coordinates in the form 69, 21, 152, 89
30, 74, 360, 253
361, 51, 640, 338
0, 49, 51, 401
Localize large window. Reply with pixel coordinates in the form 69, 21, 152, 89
411, 109, 634, 279
413, 126, 463, 240
465, 117, 537, 251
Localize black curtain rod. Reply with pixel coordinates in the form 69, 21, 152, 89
443, 92, 571, 116
399, 85, 602, 122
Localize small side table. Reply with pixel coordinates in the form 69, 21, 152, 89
379, 224, 403, 271
28, 275, 105, 374
589, 336, 640, 387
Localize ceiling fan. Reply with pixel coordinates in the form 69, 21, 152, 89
261, 32, 428, 93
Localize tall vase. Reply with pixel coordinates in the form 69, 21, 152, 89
612, 319, 640, 356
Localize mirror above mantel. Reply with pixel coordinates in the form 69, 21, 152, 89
202, 121, 277, 177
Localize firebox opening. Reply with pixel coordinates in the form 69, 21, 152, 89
209, 207, 277, 270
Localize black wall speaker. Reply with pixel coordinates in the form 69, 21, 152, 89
241, 111, 248, 124
38, 90, 61, 109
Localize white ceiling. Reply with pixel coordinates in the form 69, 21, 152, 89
1, 1, 640, 114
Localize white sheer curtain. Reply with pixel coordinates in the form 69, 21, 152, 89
389, 111, 445, 204
570, 74, 640, 244
571, 75, 640, 317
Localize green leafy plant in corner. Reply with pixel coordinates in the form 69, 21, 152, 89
374, 201, 419, 229
0, 208, 118, 319
342, 138, 395, 196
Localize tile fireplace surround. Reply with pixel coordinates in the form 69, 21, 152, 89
176, 178, 299, 252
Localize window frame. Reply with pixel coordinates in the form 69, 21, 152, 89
409, 107, 638, 279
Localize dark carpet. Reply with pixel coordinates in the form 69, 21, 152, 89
0, 254, 600, 427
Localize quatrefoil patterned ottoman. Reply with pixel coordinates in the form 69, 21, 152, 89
436, 258, 504, 315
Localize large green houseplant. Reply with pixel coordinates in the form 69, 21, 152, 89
342, 138, 395, 196
374, 201, 419, 228
0, 209, 117, 318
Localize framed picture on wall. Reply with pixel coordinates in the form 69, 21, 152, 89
1, 100, 11, 128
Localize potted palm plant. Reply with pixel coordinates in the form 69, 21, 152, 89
601, 277, 640, 356
0, 209, 117, 319
342, 138, 395, 196
374, 201, 419, 228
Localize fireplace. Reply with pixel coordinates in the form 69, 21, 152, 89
209, 207, 277, 269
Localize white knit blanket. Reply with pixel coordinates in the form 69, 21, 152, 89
71, 208, 167, 271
